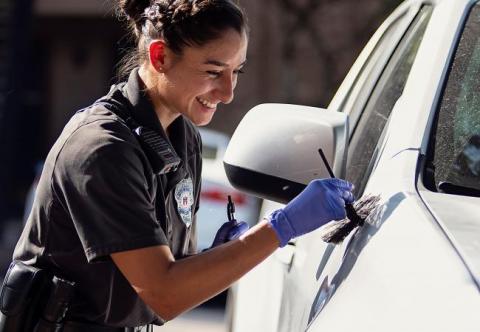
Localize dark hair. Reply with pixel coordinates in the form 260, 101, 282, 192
117, 0, 248, 79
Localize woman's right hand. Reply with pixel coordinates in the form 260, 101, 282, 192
267, 179, 354, 247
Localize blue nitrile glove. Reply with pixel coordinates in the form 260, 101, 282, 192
210, 219, 250, 248
268, 178, 354, 247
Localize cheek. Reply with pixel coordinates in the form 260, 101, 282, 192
191, 80, 215, 97
182, 74, 203, 88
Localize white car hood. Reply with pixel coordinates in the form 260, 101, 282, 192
420, 190, 480, 286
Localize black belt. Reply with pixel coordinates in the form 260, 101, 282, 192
63, 321, 153, 332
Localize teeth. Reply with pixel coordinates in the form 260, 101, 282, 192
197, 97, 216, 109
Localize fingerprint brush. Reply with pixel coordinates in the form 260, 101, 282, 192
317, 149, 379, 244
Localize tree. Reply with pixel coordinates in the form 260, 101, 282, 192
275, 0, 402, 105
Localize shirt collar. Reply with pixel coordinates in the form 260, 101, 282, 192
122, 68, 190, 166
123, 68, 162, 133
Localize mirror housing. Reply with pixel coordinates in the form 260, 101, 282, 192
223, 104, 349, 204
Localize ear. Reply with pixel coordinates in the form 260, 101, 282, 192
149, 40, 167, 72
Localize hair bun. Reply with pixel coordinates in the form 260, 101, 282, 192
118, 0, 151, 24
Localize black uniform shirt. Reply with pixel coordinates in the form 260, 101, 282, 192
13, 69, 202, 327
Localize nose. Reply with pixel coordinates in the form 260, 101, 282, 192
216, 72, 236, 104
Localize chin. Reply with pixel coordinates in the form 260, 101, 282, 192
184, 103, 216, 126
193, 117, 213, 126
189, 111, 215, 126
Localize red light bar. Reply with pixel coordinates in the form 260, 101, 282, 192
201, 189, 247, 205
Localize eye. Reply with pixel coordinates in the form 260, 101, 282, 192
234, 69, 245, 75
206, 71, 221, 78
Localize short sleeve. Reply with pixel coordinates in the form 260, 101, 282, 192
53, 119, 168, 262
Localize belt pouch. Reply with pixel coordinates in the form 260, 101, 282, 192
0, 261, 49, 332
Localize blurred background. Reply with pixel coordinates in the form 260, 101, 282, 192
0, 0, 401, 330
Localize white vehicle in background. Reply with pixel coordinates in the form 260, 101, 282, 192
223, 0, 480, 331
196, 128, 260, 251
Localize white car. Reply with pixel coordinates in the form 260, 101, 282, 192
196, 128, 261, 251
223, 0, 480, 331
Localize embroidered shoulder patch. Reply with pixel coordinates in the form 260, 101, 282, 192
174, 178, 194, 227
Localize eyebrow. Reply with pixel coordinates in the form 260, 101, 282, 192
204, 59, 247, 67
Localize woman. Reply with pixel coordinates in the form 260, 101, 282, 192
11, 0, 354, 331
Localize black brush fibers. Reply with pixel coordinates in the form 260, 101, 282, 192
320, 194, 381, 244
317, 149, 380, 244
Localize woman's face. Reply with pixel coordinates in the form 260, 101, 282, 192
157, 29, 248, 126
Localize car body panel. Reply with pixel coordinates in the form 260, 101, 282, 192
279, 146, 479, 331
420, 190, 480, 285
305, 149, 480, 331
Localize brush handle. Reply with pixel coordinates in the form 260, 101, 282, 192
318, 149, 358, 221
345, 203, 363, 226
318, 149, 336, 178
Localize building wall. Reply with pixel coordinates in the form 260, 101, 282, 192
35, 17, 124, 148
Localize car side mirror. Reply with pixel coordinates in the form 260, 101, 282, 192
223, 103, 349, 204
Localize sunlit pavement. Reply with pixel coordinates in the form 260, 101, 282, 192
156, 306, 227, 332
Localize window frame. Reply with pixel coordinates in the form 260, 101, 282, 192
345, 5, 434, 196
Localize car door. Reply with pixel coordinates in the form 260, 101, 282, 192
275, 4, 434, 332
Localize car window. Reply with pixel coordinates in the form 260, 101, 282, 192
425, 3, 480, 197
346, 5, 433, 197
338, 10, 408, 126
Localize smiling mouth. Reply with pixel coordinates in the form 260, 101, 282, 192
196, 97, 217, 109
